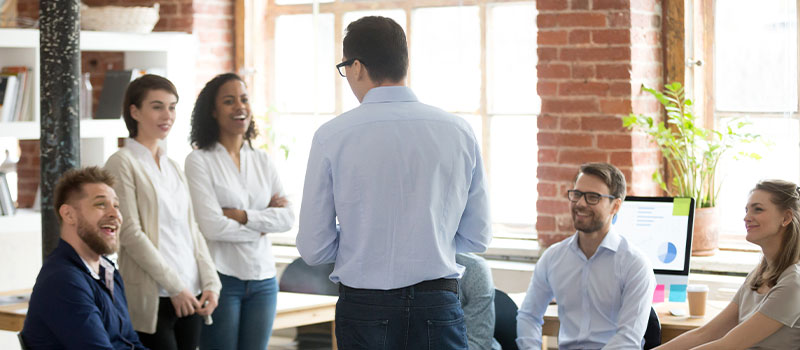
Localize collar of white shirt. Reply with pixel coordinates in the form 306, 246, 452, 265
567, 228, 622, 257
212, 141, 253, 154
126, 138, 165, 160
79, 256, 102, 280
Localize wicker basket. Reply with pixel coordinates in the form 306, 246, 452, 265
81, 2, 160, 33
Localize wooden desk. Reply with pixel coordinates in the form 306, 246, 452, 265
0, 290, 338, 341
0, 289, 29, 332
511, 293, 729, 343
273, 292, 337, 330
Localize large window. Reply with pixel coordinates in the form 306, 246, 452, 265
714, 0, 798, 237
251, 0, 538, 240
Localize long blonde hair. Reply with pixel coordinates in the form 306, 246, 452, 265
750, 180, 800, 290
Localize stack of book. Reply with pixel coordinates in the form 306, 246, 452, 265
0, 66, 35, 123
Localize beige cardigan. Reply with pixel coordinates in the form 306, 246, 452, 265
104, 147, 221, 334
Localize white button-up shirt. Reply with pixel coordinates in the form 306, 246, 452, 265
184, 142, 294, 281
516, 229, 655, 350
125, 139, 201, 297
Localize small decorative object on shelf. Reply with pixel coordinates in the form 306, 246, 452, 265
80, 72, 93, 120
80, 2, 160, 33
0, 172, 14, 216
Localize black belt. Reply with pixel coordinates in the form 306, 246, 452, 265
339, 278, 458, 294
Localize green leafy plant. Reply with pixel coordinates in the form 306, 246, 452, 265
623, 82, 762, 208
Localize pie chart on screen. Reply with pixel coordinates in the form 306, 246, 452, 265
658, 242, 677, 264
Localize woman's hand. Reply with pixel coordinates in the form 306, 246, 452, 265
170, 289, 201, 318
196, 290, 219, 316
269, 194, 288, 208
222, 208, 248, 224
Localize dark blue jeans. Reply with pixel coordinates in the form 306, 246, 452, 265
335, 284, 468, 350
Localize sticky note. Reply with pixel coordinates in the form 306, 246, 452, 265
673, 198, 691, 216
653, 284, 665, 303
669, 284, 687, 302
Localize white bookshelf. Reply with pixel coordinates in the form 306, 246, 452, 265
0, 29, 197, 234
0, 28, 197, 166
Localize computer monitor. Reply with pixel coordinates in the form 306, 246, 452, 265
612, 196, 695, 287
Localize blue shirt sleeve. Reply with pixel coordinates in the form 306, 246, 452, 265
602, 251, 656, 350
455, 140, 492, 253
297, 136, 340, 266
516, 248, 554, 350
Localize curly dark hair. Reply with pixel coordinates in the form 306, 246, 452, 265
190, 73, 258, 150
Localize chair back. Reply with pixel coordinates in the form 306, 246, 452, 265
494, 289, 519, 350
643, 306, 661, 349
279, 258, 338, 296
18, 333, 28, 350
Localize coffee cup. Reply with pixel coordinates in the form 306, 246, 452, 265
687, 284, 709, 318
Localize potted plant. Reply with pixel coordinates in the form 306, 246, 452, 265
623, 82, 762, 256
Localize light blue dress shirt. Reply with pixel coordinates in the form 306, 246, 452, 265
296, 86, 492, 290
516, 229, 655, 350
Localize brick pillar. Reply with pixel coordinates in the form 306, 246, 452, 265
536, 0, 663, 247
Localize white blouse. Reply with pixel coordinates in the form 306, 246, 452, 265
184, 142, 295, 281
125, 139, 201, 297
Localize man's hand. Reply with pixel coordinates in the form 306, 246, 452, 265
222, 208, 247, 224
269, 194, 289, 208
196, 290, 218, 316
170, 289, 201, 318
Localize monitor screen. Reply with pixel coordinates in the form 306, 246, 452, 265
612, 196, 695, 276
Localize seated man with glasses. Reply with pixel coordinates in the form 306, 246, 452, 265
516, 162, 655, 350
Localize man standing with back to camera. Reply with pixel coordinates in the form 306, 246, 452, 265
296, 16, 492, 349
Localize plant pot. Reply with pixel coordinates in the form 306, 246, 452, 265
692, 207, 719, 256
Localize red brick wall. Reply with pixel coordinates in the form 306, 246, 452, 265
16, 140, 40, 208
17, 0, 196, 32
192, 0, 235, 90
536, 0, 664, 247
15, 0, 234, 204
82, 52, 126, 118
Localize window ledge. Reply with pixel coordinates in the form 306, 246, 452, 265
690, 249, 761, 276
271, 235, 539, 262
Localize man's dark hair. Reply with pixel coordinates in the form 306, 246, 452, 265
343, 16, 408, 83
122, 74, 179, 138
190, 73, 258, 150
54, 167, 116, 223
577, 162, 627, 200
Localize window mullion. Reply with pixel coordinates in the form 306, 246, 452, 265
480, 3, 490, 180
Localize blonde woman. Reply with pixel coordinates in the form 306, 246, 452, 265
104, 74, 221, 350
656, 180, 800, 349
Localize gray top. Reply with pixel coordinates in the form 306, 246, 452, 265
457, 253, 502, 350
732, 263, 800, 349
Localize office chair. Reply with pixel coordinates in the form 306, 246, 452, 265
279, 258, 337, 350
643, 306, 661, 349
493, 289, 519, 350
278, 258, 338, 296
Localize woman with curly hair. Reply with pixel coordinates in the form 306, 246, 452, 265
184, 73, 295, 350
104, 74, 221, 350
656, 180, 800, 349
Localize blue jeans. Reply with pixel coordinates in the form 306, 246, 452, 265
335, 283, 468, 350
200, 273, 278, 350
